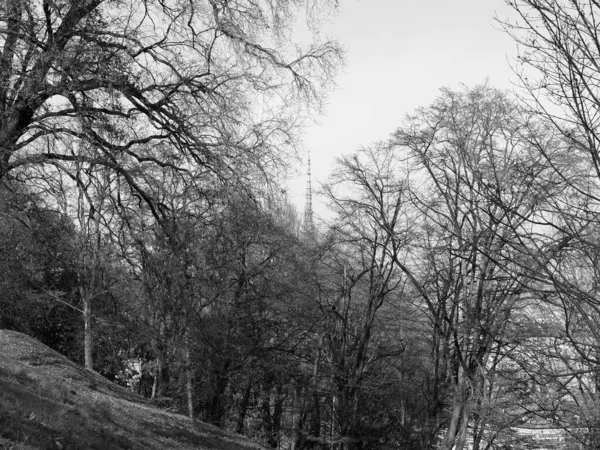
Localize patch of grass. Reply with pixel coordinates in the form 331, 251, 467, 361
0, 331, 268, 450
95, 402, 113, 423
147, 423, 260, 450
13, 368, 35, 385
26, 352, 65, 367
35, 377, 70, 404
0, 388, 134, 450
0, 436, 38, 450
92, 427, 134, 450
0, 365, 34, 386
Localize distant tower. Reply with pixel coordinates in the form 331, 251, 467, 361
303, 151, 314, 235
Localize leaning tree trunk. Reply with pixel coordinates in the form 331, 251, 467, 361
444, 364, 472, 450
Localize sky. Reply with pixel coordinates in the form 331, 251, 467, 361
287, 0, 521, 219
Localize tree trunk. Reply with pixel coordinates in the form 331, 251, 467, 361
444, 374, 468, 450
271, 384, 285, 448
82, 287, 93, 370
290, 385, 302, 450
76, 164, 106, 372
151, 325, 170, 400
152, 352, 170, 399
309, 337, 323, 443
208, 363, 230, 428
236, 380, 253, 434
443, 366, 474, 450
444, 397, 462, 450
151, 368, 158, 399
455, 401, 472, 450
185, 332, 194, 419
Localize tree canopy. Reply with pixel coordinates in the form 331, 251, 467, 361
0, 0, 342, 215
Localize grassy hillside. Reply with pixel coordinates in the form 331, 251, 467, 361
0, 330, 267, 450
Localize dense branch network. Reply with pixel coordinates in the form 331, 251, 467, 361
0, 0, 342, 217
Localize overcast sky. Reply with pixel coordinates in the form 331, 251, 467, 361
287, 0, 521, 218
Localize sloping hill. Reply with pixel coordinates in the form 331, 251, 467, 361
0, 330, 267, 450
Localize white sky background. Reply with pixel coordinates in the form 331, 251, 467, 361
287, 0, 521, 220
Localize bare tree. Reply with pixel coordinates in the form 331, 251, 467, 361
383, 84, 558, 450
503, 0, 600, 175
0, 0, 342, 217
321, 149, 410, 449
501, 3, 600, 441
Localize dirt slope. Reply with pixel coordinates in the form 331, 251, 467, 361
0, 330, 266, 450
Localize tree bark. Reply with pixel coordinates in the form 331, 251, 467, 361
236, 380, 253, 434
82, 287, 93, 370
185, 331, 194, 419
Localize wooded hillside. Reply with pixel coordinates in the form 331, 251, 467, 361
2, 1, 600, 449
